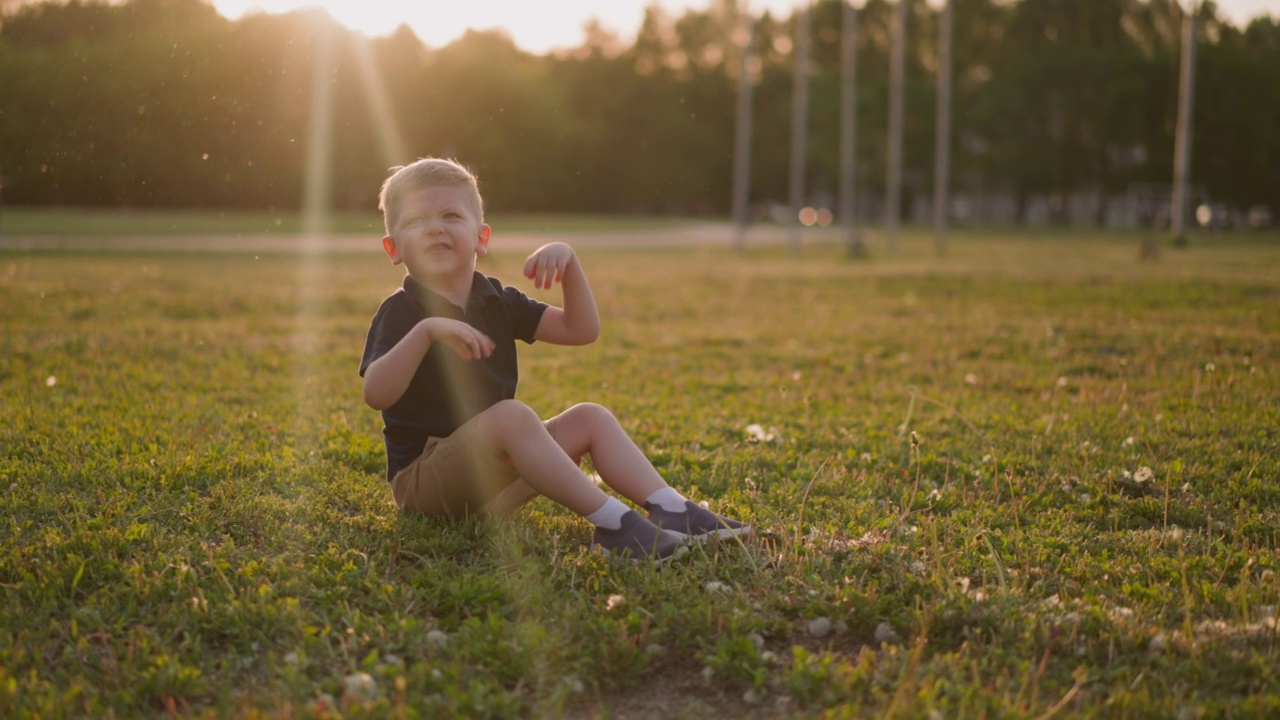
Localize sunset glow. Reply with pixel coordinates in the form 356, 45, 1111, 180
207, 0, 1277, 54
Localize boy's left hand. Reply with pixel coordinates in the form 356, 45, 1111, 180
523, 242, 576, 290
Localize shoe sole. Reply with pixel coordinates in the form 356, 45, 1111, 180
591, 543, 689, 566
665, 525, 754, 542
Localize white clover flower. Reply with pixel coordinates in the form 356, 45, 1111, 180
964, 373, 978, 385
874, 622, 900, 644
745, 424, 776, 442
1134, 466, 1154, 483
343, 672, 377, 701
45, 376, 57, 387
1124, 436, 1136, 446
1056, 376, 1069, 388
1204, 362, 1216, 372
1148, 634, 1167, 654
606, 594, 626, 611
705, 580, 730, 593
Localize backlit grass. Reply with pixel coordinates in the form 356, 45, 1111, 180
0, 207, 711, 237
2, 230, 1278, 717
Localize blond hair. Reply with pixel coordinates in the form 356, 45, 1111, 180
378, 158, 484, 235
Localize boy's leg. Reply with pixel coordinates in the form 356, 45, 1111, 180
545, 402, 752, 540
480, 479, 537, 516
473, 400, 687, 562
473, 400, 613, 517
542, 402, 667, 505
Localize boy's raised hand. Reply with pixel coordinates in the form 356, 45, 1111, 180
422, 317, 495, 361
523, 242, 576, 290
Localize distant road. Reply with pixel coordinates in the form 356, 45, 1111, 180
0, 224, 834, 253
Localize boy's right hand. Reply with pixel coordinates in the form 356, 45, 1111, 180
422, 318, 495, 361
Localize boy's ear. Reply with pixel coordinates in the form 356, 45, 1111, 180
381, 236, 402, 265
476, 224, 492, 255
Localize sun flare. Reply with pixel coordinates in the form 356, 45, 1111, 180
206, 0, 1276, 54
208, 0, 662, 53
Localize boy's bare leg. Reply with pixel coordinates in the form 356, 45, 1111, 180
481, 479, 536, 516
473, 400, 611, 517
544, 402, 667, 505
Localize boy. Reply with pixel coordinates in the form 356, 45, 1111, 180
360, 158, 749, 563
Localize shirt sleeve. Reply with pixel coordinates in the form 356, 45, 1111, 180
359, 293, 417, 377
500, 283, 548, 344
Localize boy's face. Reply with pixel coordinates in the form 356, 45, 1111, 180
383, 184, 490, 285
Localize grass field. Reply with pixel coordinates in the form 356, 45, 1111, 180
2, 229, 1278, 718
0, 207, 710, 237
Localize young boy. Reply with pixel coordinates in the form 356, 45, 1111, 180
360, 158, 749, 563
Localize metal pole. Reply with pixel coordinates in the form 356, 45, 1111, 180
1171, 0, 1196, 247
885, 0, 907, 253
788, 2, 811, 256
732, 2, 756, 251
840, 1, 865, 257
933, 0, 953, 256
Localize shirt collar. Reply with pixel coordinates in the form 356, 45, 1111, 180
403, 272, 499, 315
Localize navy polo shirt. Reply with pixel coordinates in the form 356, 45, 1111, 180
360, 272, 548, 481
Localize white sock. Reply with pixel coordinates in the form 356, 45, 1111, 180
645, 487, 688, 513
585, 497, 630, 530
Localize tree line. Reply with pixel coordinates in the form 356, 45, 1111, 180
1, 0, 1277, 223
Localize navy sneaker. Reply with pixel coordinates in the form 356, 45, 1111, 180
591, 510, 689, 565
644, 500, 752, 541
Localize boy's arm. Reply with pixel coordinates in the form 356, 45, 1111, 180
363, 318, 495, 410
525, 242, 600, 346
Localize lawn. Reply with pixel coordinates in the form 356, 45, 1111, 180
0, 206, 711, 237
1, 229, 1278, 718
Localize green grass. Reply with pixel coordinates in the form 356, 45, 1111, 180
2, 230, 1279, 718
0, 206, 712, 237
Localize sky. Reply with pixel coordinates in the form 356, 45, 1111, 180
207, 0, 1279, 55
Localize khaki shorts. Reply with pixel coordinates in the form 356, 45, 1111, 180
390, 412, 547, 517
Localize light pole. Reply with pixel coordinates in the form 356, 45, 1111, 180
885, 0, 907, 253
732, 1, 756, 251
1171, 0, 1197, 247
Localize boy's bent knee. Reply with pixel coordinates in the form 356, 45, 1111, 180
480, 399, 543, 434
563, 402, 616, 426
